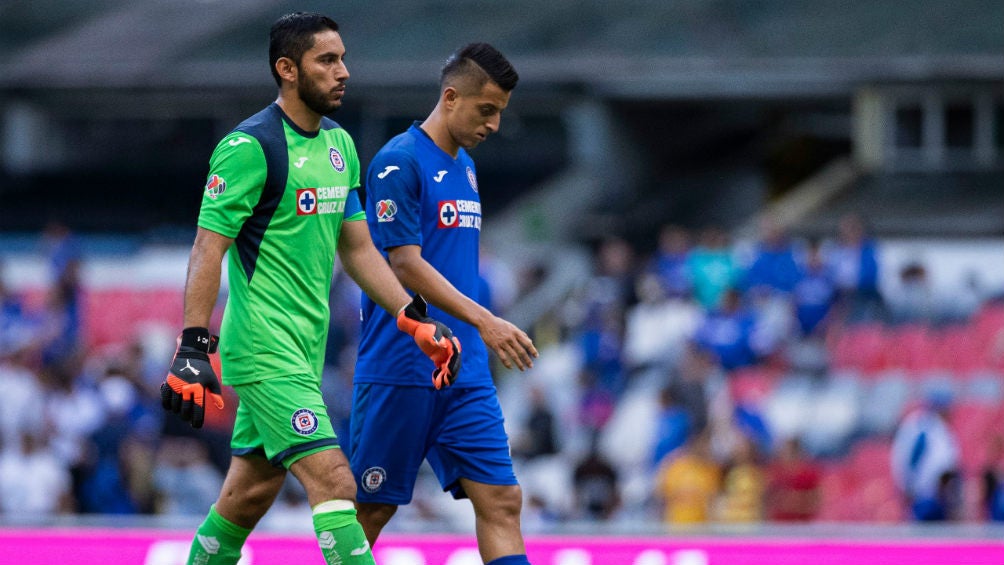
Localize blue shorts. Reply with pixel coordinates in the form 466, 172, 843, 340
349, 384, 517, 504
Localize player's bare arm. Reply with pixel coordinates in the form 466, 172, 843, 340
161, 226, 231, 429
341, 220, 461, 384
183, 227, 233, 328
387, 243, 538, 370
338, 220, 412, 314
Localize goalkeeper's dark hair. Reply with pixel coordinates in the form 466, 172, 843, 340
269, 12, 340, 87
441, 43, 519, 93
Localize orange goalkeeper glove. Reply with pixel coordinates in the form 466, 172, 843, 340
397, 294, 462, 389
160, 327, 224, 429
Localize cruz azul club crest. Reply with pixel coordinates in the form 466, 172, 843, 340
361, 467, 387, 493
466, 166, 478, 192
291, 408, 319, 435
296, 188, 318, 215
329, 147, 346, 172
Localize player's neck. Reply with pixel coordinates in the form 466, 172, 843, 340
275, 95, 322, 133
420, 111, 460, 159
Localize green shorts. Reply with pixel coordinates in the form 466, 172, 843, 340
230, 375, 340, 468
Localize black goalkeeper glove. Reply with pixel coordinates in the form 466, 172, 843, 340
396, 294, 462, 389
161, 327, 224, 429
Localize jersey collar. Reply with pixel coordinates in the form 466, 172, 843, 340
410, 121, 463, 164
272, 102, 321, 139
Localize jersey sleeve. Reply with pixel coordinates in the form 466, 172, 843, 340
197, 132, 267, 238
344, 188, 365, 222
337, 128, 366, 222
339, 128, 362, 191
365, 148, 423, 249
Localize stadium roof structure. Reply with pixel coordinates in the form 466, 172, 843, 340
1, 0, 1001, 97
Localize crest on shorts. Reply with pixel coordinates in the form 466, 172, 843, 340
361, 466, 387, 493
291, 408, 318, 435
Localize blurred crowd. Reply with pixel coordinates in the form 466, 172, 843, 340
496, 211, 1004, 529
1, 213, 1003, 531
0, 222, 231, 519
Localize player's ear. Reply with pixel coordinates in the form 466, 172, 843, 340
275, 57, 298, 85
443, 86, 459, 109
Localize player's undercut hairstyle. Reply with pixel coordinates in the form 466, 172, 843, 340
441, 43, 519, 94
269, 12, 340, 86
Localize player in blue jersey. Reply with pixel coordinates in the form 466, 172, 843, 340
352, 43, 539, 565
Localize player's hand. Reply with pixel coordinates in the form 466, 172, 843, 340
478, 315, 538, 371
161, 327, 224, 429
397, 294, 462, 389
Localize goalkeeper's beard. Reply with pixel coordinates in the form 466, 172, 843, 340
299, 75, 343, 116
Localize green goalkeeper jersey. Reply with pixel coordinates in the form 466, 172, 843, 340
197, 103, 365, 385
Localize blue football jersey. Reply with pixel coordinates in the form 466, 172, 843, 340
355, 123, 491, 387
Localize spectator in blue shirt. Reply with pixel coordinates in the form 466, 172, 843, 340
743, 218, 801, 296
650, 224, 693, 299
694, 288, 759, 372
825, 213, 885, 323
793, 239, 837, 336
651, 386, 693, 468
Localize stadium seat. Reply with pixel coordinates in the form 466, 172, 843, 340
728, 366, 779, 406
818, 463, 860, 521
828, 324, 888, 376
973, 302, 1004, 368
936, 324, 986, 375
973, 302, 1004, 336
842, 439, 906, 522
887, 324, 937, 374
849, 438, 893, 476
83, 288, 185, 348
948, 401, 1002, 476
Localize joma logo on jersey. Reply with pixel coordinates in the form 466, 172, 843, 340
437, 200, 482, 230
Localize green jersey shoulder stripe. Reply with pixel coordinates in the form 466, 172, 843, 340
231, 103, 289, 283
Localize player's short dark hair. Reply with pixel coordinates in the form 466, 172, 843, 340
441, 43, 519, 93
269, 12, 340, 86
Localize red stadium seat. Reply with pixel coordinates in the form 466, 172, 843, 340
886, 324, 937, 374
818, 463, 860, 521
936, 325, 986, 375
948, 401, 1003, 476
973, 303, 1004, 368
727, 365, 779, 405
83, 287, 185, 348
828, 323, 889, 376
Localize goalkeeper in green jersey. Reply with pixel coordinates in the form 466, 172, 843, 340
159, 12, 459, 565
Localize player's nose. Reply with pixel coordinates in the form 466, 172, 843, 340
485, 114, 500, 133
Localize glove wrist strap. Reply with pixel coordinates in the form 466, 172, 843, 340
180, 327, 213, 353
